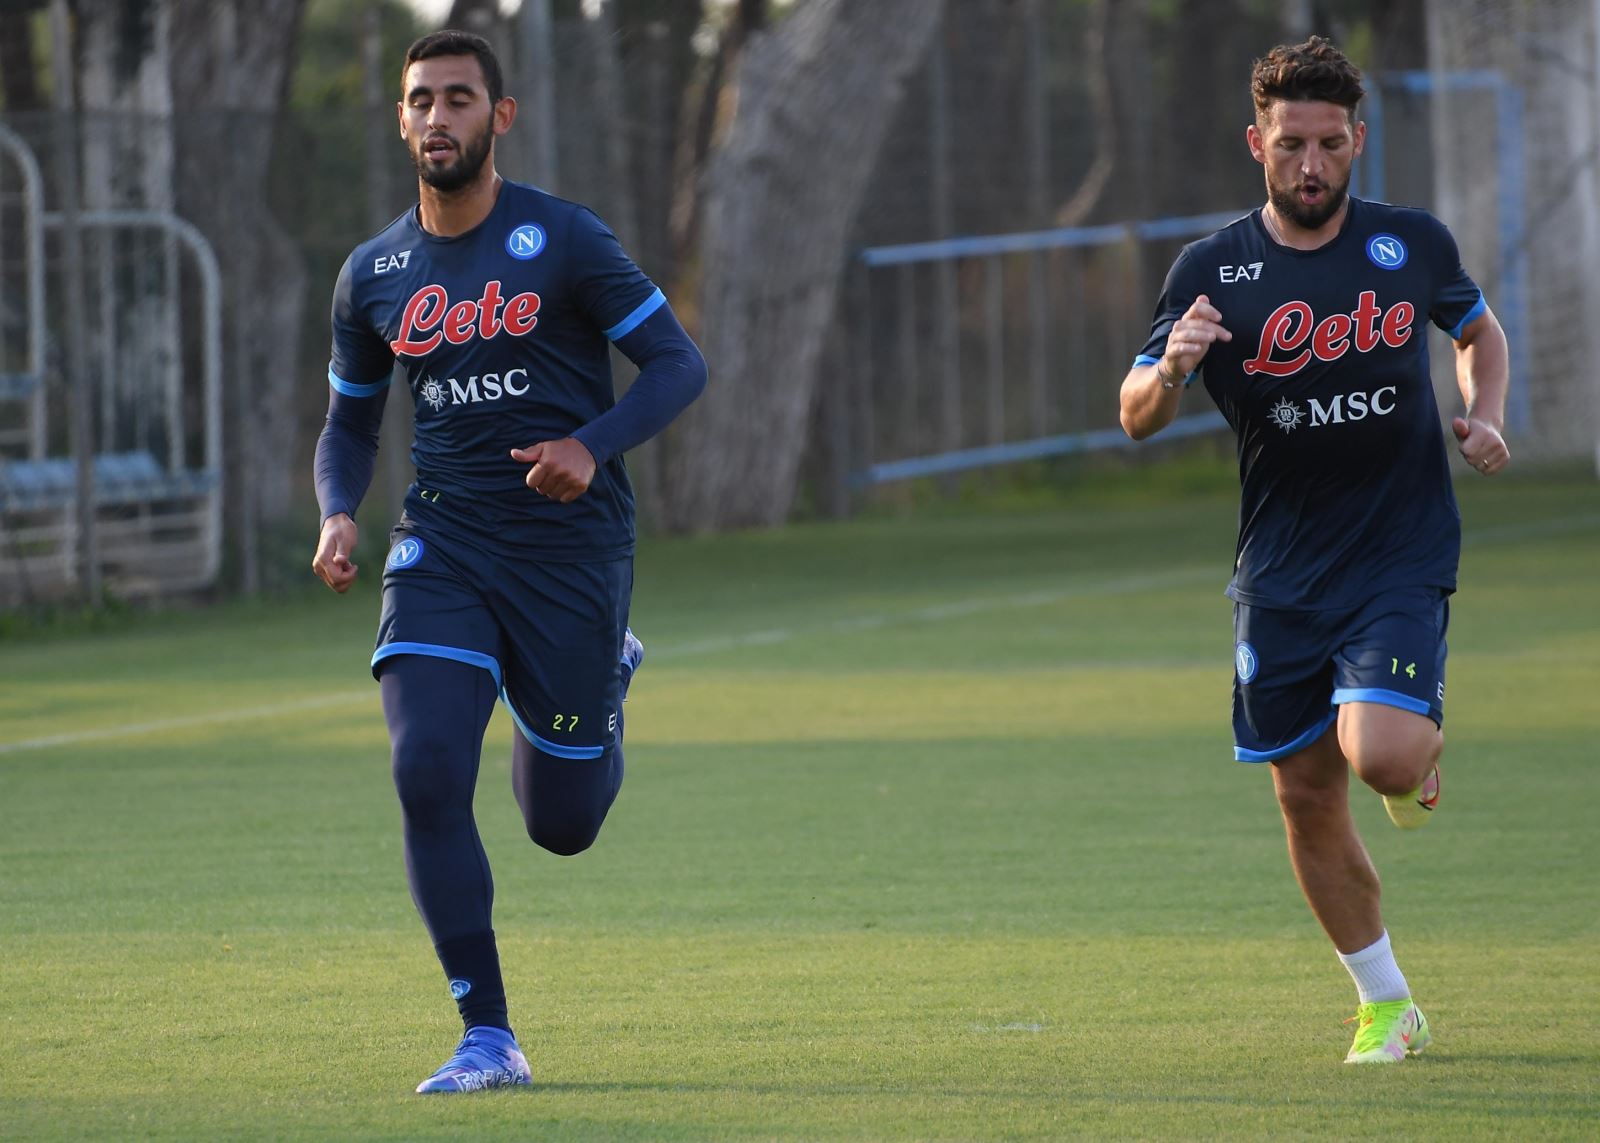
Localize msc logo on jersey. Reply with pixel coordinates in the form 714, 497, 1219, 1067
1266, 386, 1399, 433
417, 369, 532, 412
506, 223, 546, 261
1244, 291, 1415, 378
386, 537, 425, 570
390, 282, 541, 356
1366, 233, 1408, 270
1235, 642, 1259, 684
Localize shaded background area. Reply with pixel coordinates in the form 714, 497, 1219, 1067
0, 0, 1596, 603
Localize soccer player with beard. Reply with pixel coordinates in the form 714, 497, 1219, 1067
311, 30, 706, 1092
1118, 36, 1509, 1063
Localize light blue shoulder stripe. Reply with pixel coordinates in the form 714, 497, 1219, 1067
603, 288, 666, 341
371, 642, 503, 690
1446, 291, 1486, 340
329, 366, 391, 398
1132, 355, 1198, 388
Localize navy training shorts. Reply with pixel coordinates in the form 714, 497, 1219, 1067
1232, 585, 1449, 763
370, 522, 632, 759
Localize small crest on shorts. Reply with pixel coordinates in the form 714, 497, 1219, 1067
1235, 641, 1259, 684
386, 536, 424, 570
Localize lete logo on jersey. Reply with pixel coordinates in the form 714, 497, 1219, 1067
1243, 290, 1414, 379
389, 281, 541, 357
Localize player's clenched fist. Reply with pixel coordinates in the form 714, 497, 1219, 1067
511, 438, 597, 503
1161, 293, 1233, 379
312, 513, 360, 593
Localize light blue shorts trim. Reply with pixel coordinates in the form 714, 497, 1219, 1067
1332, 687, 1433, 716
1234, 709, 1337, 763
500, 691, 606, 759
371, 641, 503, 691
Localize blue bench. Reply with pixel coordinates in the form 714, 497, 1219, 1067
0, 372, 40, 400
0, 450, 218, 512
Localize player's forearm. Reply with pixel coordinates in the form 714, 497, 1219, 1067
314, 388, 387, 522
574, 307, 708, 464
1119, 363, 1186, 440
1455, 310, 1509, 430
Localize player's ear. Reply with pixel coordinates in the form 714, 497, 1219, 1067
397, 100, 407, 139
1352, 118, 1366, 157
1246, 122, 1266, 163
493, 95, 517, 136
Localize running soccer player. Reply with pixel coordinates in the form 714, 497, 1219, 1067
1118, 36, 1509, 1064
311, 30, 707, 1092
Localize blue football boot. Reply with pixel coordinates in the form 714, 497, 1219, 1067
414, 1026, 532, 1094
620, 628, 645, 699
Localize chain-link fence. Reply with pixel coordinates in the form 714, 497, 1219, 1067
816, 0, 1600, 503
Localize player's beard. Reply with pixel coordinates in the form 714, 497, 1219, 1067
412, 117, 494, 193
1266, 168, 1350, 231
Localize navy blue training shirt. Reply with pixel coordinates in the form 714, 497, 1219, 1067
1136, 197, 1486, 610
322, 179, 696, 561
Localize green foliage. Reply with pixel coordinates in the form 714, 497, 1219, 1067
2, 472, 1597, 1138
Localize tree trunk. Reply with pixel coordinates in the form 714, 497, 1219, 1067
75, 0, 178, 471
168, 0, 306, 590
660, 0, 944, 531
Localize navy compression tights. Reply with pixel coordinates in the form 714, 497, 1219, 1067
378, 653, 625, 944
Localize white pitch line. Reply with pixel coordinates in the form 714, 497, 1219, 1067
0, 691, 374, 756
646, 565, 1222, 662
3, 511, 1593, 755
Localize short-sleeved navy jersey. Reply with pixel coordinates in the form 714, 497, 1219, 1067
329, 179, 664, 561
1136, 197, 1485, 610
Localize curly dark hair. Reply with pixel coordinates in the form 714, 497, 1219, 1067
402, 30, 505, 105
1251, 35, 1365, 120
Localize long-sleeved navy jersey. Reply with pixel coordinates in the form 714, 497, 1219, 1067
1137, 197, 1486, 610
322, 179, 701, 561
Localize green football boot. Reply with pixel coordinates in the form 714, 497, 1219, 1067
1344, 999, 1431, 1064
1383, 764, 1440, 830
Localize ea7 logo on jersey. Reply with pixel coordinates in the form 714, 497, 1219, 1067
1220, 262, 1264, 283
373, 250, 412, 274
1244, 290, 1414, 378
390, 281, 541, 357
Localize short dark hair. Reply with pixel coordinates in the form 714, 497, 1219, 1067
1251, 35, 1365, 120
402, 30, 505, 105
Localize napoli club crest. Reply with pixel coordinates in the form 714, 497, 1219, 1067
1235, 641, 1259, 684
1365, 233, 1407, 270
386, 537, 425, 570
505, 223, 546, 261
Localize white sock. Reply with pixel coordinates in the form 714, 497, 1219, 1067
1337, 930, 1410, 1004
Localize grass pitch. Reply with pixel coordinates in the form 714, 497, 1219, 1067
2, 465, 1597, 1140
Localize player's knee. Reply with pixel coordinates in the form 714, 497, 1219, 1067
1348, 730, 1441, 797
527, 817, 602, 857
390, 726, 471, 825
520, 747, 617, 856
